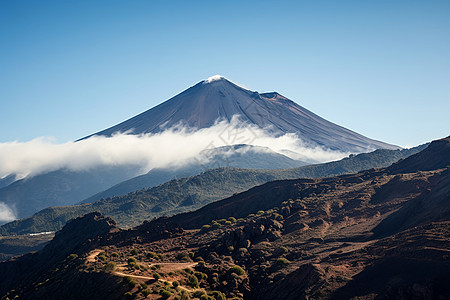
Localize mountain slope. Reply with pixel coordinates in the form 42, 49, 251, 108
0, 144, 426, 237
85, 76, 397, 152
0, 137, 448, 300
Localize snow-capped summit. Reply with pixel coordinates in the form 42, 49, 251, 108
203, 75, 227, 83
83, 76, 398, 152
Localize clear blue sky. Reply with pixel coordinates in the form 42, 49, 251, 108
1, 0, 449, 147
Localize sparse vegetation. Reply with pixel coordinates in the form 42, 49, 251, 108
187, 274, 199, 288
103, 261, 116, 272
229, 265, 245, 276
275, 257, 291, 267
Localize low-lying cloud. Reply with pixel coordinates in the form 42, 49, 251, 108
0, 117, 349, 180
0, 202, 16, 223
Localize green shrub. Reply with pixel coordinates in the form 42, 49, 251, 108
98, 255, 106, 261
123, 276, 132, 284
103, 261, 116, 272
211, 291, 226, 300
151, 265, 157, 270
68, 253, 78, 260
227, 217, 237, 223
194, 272, 207, 280
201, 224, 211, 231
140, 283, 148, 289
192, 290, 206, 298
124, 291, 133, 298
153, 273, 160, 280
211, 221, 221, 228
187, 275, 199, 288
159, 289, 171, 299
275, 257, 291, 267
142, 289, 151, 297
188, 251, 194, 259
146, 251, 156, 258
172, 281, 179, 288
180, 291, 191, 300
257, 210, 265, 215
122, 276, 136, 289
128, 257, 137, 264
224, 221, 232, 225
111, 252, 119, 257
229, 265, 245, 276
131, 249, 138, 255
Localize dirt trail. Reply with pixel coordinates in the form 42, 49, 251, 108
149, 262, 198, 272
86, 249, 102, 262
114, 271, 156, 280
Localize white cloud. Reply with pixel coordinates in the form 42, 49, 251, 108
0, 202, 16, 223
0, 117, 349, 179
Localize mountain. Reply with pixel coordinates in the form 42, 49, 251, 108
0, 137, 448, 300
84, 76, 397, 152
0, 144, 425, 238
81, 144, 306, 204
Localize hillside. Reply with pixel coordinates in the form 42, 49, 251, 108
0, 137, 448, 299
81, 144, 306, 204
0, 144, 425, 238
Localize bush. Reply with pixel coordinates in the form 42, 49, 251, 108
111, 252, 119, 258
146, 251, 157, 258
187, 275, 199, 288
131, 249, 138, 255
257, 210, 265, 215
159, 289, 171, 299
188, 251, 194, 259
229, 265, 245, 276
275, 257, 291, 267
142, 289, 151, 297
192, 290, 206, 298
194, 272, 207, 280
180, 291, 191, 300
153, 273, 160, 280
103, 261, 116, 272
98, 255, 106, 261
172, 281, 179, 288
224, 221, 232, 225
140, 283, 148, 289
211, 291, 226, 300
68, 253, 78, 260
201, 224, 211, 231
128, 257, 137, 264
124, 291, 133, 298
122, 276, 136, 289
123, 276, 133, 284
227, 217, 237, 223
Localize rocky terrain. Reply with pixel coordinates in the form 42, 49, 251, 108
0, 137, 448, 300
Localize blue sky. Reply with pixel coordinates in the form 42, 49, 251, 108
1, 0, 449, 147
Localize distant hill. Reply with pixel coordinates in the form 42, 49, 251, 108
0, 144, 426, 236
0, 165, 142, 222
81, 144, 306, 204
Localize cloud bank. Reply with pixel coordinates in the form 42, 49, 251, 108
0, 117, 349, 180
0, 202, 16, 223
